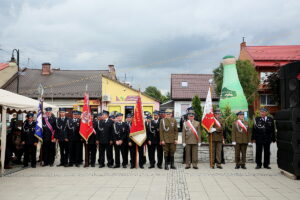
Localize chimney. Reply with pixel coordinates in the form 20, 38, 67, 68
108, 65, 117, 80
42, 63, 52, 75
240, 37, 246, 50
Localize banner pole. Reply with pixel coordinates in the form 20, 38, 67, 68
136, 144, 138, 168
209, 82, 214, 168
84, 142, 89, 167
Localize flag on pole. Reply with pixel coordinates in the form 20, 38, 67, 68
201, 87, 215, 132
80, 93, 94, 142
129, 94, 146, 146
35, 98, 43, 141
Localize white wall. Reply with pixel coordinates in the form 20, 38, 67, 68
174, 100, 219, 117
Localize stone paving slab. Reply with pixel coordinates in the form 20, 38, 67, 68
0, 163, 299, 200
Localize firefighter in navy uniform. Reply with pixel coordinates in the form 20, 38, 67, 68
95, 110, 114, 168
112, 113, 128, 168
55, 108, 70, 167
146, 111, 163, 169
21, 113, 38, 168
66, 111, 82, 167
252, 108, 276, 169
42, 107, 56, 167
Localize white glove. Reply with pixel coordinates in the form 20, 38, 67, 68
248, 143, 252, 146
198, 143, 201, 147
232, 142, 236, 145
210, 128, 216, 133
182, 143, 186, 147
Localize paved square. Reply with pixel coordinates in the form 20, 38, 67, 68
0, 163, 299, 200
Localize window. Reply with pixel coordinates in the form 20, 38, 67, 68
180, 104, 190, 116
260, 72, 272, 84
181, 81, 188, 88
260, 94, 277, 106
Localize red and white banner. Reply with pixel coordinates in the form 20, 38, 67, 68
214, 117, 221, 128
129, 94, 146, 146
186, 120, 199, 141
237, 120, 247, 133
80, 93, 94, 142
202, 87, 215, 132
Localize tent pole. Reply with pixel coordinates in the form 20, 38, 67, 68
1, 106, 7, 174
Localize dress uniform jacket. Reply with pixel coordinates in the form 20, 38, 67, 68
66, 118, 81, 142
95, 119, 114, 144
211, 118, 225, 142
55, 117, 69, 141
146, 119, 160, 144
182, 120, 201, 144
232, 120, 251, 144
42, 116, 56, 142
159, 118, 178, 143
252, 117, 276, 144
21, 120, 38, 145
113, 122, 128, 141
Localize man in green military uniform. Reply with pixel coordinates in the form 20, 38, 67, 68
232, 111, 251, 169
209, 109, 225, 169
160, 109, 178, 170
182, 110, 201, 169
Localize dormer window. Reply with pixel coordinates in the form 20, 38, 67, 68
181, 81, 188, 88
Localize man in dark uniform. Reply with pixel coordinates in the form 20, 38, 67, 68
252, 108, 276, 169
42, 107, 56, 167
128, 124, 146, 169
66, 111, 82, 167
55, 108, 70, 167
121, 114, 131, 168
146, 111, 163, 169
22, 113, 38, 168
112, 113, 128, 168
95, 110, 114, 168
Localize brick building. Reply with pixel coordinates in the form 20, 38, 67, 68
239, 42, 300, 114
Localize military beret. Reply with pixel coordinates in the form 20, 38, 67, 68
146, 115, 152, 119
126, 114, 133, 118
260, 107, 268, 112
186, 107, 194, 112
45, 107, 52, 112
26, 113, 34, 118
159, 109, 165, 114
236, 111, 244, 116
72, 110, 80, 115
187, 110, 195, 116
59, 108, 66, 112
97, 113, 103, 117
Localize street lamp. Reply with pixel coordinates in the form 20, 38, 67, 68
9, 49, 20, 94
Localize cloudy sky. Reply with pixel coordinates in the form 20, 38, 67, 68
1, 0, 300, 94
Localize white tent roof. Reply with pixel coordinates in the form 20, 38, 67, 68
0, 89, 58, 112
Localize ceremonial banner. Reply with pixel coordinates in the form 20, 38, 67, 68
35, 98, 43, 141
129, 95, 146, 146
80, 93, 94, 142
201, 87, 215, 132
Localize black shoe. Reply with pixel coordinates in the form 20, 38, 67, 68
185, 166, 190, 169
23, 165, 28, 168
170, 156, 176, 169
140, 166, 144, 169
42, 164, 48, 167
64, 164, 69, 167
217, 166, 223, 169
241, 165, 247, 169
264, 166, 271, 169
193, 166, 198, 169
235, 165, 240, 169
68, 164, 73, 167
148, 165, 155, 169
164, 156, 169, 170
113, 165, 120, 168
157, 165, 162, 169
56, 163, 64, 167
107, 165, 113, 168
255, 166, 261, 169
122, 165, 127, 168
91, 164, 95, 167
31, 165, 36, 168
99, 164, 105, 168
76, 164, 80, 167
50, 164, 54, 167
130, 165, 135, 169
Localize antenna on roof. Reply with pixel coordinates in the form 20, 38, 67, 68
242, 37, 245, 42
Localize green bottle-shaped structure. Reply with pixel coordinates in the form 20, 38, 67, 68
219, 55, 248, 112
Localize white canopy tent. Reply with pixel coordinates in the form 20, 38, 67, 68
0, 89, 58, 174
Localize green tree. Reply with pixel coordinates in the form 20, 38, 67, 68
265, 71, 280, 105
192, 95, 202, 121
144, 86, 170, 103
221, 105, 237, 143
213, 60, 259, 105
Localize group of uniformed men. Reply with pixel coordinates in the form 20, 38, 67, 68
20, 106, 275, 170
